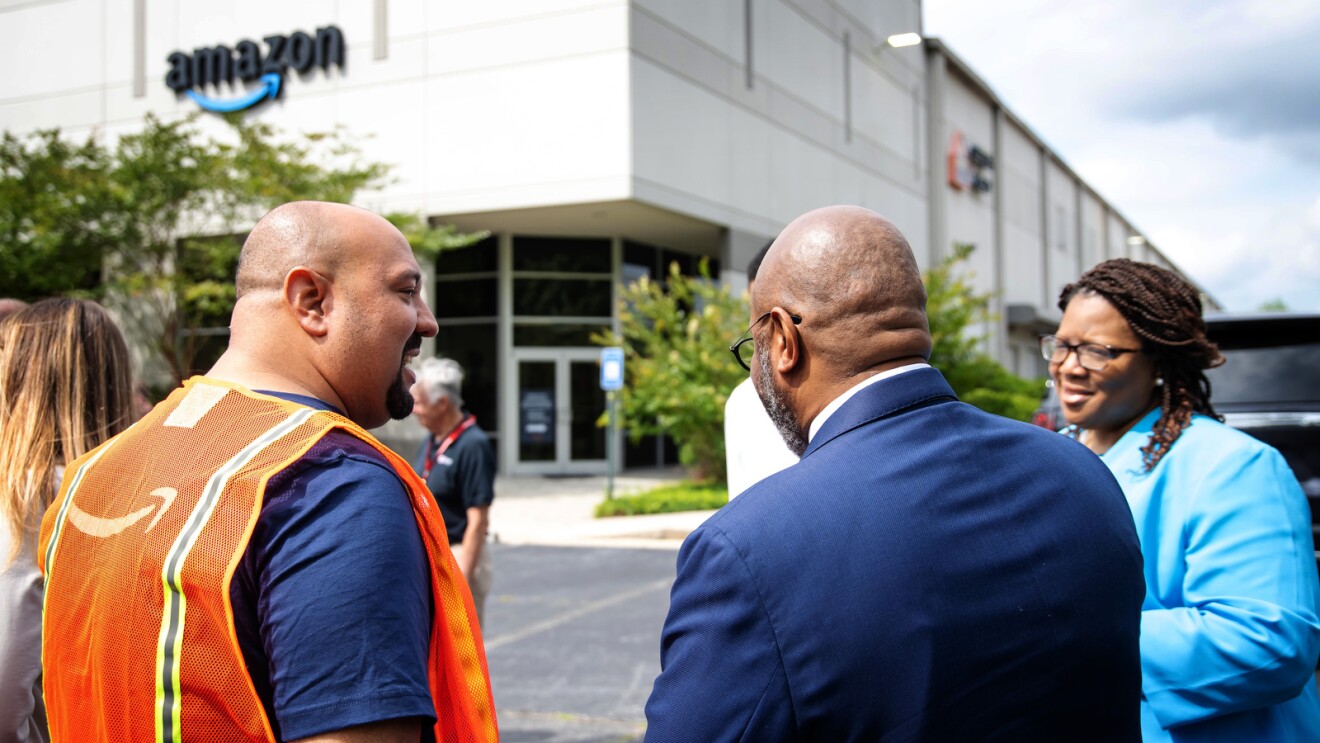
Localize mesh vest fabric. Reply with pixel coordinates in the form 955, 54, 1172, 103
38, 378, 498, 743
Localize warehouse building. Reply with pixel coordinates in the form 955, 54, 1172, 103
0, 0, 1210, 473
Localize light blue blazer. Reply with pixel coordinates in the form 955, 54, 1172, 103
1100, 409, 1320, 742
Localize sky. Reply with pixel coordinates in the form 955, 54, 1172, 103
924, 0, 1320, 312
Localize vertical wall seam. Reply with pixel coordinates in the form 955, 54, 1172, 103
133, 0, 146, 98
374, 0, 388, 60
992, 105, 1006, 362
842, 31, 851, 143
1039, 150, 1050, 310
744, 0, 753, 89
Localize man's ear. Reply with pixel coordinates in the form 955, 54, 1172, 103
284, 267, 333, 338
768, 307, 801, 375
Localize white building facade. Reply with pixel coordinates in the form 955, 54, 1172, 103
0, 0, 1207, 473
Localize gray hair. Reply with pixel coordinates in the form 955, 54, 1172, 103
415, 357, 465, 408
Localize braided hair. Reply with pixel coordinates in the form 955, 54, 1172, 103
1058, 258, 1224, 470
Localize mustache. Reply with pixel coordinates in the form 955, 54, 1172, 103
404, 333, 423, 355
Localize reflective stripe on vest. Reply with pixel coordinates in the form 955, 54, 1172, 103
156, 406, 316, 743
39, 378, 498, 743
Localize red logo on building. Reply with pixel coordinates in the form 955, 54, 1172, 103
947, 129, 994, 193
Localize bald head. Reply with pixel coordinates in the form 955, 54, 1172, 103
213, 200, 436, 429
0, 298, 29, 322
757, 205, 930, 377
236, 201, 395, 299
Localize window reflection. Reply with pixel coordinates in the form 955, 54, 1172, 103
513, 236, 611, 273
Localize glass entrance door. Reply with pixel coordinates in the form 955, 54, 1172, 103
514, 350, 607, 473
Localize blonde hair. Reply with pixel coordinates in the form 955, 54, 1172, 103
0, 299, 134, 565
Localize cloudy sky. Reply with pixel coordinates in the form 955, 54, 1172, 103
924, 0, 1320, 312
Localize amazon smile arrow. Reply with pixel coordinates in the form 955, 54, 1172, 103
186, 72, 282, 113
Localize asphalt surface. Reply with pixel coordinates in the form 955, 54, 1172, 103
483, 544, 678, 743
478, 527, 1320, 742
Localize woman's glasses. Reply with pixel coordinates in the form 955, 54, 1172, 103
1040, 335, 1141, 371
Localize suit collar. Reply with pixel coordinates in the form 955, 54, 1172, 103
801, 367, 958, 459
808, 363, 930, 440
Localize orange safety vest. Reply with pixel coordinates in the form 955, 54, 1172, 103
38, 378, 498, 743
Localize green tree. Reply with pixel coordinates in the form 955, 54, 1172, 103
601, 244, 1045, 488
1257, 298, 1289, 313
0, 130, 116, 299
385, 212, 490, 264
926, 242, 1043, 421
97, 114, 397, 381
594, 260, 748, 483
0, 114, 483, 383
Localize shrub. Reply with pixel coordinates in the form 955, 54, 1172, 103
926, 243, 1044, 421
593, 260, 748, 482
595, 481, 729, 518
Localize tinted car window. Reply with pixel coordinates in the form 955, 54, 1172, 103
1205, 342, 1320, 407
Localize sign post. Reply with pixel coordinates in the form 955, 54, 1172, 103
600, 347, 625, 500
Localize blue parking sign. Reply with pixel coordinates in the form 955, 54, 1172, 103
600, 347, 624, 391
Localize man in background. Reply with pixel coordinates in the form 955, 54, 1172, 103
0, 298, 28, 323
411, 357, 496, 627
724, 242, 797, 497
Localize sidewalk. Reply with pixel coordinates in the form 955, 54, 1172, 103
488, 467, 722, 550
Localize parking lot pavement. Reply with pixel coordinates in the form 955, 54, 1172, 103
483, 544, 677, 743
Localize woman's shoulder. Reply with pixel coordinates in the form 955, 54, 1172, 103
1181, 413, 1257, 443
1172, 413, 1279, 464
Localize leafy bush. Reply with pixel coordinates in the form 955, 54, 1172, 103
0, 114, 480, 383
926, 243, 1044, 422
593, 260, 748, 482
595, 242, 1041, 493
595, 481, 729, 518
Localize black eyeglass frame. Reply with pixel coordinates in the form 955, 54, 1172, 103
1040, 334, 1142, 372
730, 310, 803, 372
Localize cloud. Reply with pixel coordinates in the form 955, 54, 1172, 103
929, 0, 1320, 162
1108, 15, 1320, 162
1151, 214, 1320, 313
1070, 123, 1320, 312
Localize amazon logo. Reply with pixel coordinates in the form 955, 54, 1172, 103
67, 487, 178, 538
165, 25, 345, 113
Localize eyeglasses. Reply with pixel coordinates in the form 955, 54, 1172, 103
1040, 334, 1142, 372
729, 311, 803, 372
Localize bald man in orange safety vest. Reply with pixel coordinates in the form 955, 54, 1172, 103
39, 202, 497, 743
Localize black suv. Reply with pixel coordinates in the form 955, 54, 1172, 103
1204, 313, 1320, 571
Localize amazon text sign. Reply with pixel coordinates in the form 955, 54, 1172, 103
166, 26, 345, 113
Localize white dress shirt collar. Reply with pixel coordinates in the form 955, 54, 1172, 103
807, 363, 930, 442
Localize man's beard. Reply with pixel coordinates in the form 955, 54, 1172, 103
386, 371, 414, 420
756, 344, 808, 456
386, 333, 424, 420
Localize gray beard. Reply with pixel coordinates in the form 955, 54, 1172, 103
756, 344, 808, 457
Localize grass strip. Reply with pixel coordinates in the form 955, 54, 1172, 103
595, 481, 729, 518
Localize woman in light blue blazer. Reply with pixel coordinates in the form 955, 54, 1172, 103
1045, 258, 1320, 742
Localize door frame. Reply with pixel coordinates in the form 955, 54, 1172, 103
508, 347, 609, 475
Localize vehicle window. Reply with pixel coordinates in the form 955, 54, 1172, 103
1206, 342, 1320, 405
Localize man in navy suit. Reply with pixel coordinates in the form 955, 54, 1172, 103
643, 206, 1144, 742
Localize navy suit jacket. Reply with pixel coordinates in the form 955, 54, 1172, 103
645, 368, 1144, 742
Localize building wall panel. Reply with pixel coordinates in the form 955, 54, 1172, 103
1045, 159, 1079, 299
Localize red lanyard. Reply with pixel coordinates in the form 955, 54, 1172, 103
423, 414, 476, 478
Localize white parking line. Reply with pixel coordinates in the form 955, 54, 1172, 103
484, 577, 672, 652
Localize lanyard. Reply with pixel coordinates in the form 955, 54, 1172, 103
423, 414, 476, 478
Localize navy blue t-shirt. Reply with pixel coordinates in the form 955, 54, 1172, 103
228, 391, 435, 742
